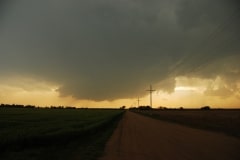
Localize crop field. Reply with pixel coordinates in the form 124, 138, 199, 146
134, 109, 240, 138
0, 108, 124, 160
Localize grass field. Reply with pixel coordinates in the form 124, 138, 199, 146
0, 108, 124, 160
133, 109, 240, 138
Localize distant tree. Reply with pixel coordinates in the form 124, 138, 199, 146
25, 105, 35, 108
58, 106, 64, 109
201, 106, 211, 110
65, 106, 76, 109
158, 106, 168, 110
129, 107, 137, 110
179, 107, 184, 110
17, 104, 24, 108
0, 103, 26, 108
50, 106, 57, 109
120, 106, 126, 110
158, 106, 164, 110
138, 106, 152, 110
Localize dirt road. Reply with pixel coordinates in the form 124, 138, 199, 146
99, 111, 240, 160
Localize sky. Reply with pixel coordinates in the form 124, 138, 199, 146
0, 0, 240, 108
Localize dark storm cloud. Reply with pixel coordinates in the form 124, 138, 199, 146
0, 0, 239, 101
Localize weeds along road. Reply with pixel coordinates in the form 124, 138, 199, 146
99, 111, 240, 160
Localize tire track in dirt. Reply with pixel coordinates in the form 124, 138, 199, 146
99, 111, 240, 160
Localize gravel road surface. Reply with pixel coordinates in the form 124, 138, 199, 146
99, 111, 240, 160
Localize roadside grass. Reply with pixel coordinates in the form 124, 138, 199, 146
0, 108, 125, 160
133, 109, 240, 138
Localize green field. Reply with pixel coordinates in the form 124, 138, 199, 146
0, 108, 124, 160
134, 109, 240, 138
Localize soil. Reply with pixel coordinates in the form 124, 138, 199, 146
99, 111, 240, 160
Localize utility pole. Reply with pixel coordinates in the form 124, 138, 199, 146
146, 85, 155, 107
137, 97, 140, 107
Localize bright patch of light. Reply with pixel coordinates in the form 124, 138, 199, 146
174, 86, 197, 91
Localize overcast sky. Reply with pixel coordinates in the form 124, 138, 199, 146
0, 0, 239, 106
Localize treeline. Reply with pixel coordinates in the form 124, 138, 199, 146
129, 105, 212, 110
0, 103, 78, 109
129, 106, 152, 110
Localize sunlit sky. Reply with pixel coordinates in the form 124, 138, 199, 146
0, 0, 240, 108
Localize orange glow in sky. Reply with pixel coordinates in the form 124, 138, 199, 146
0, 76, 239, 108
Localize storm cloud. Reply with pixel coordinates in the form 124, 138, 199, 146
0, 0, 239, 101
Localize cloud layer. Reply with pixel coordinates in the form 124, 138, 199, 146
0, 0, 239, 101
